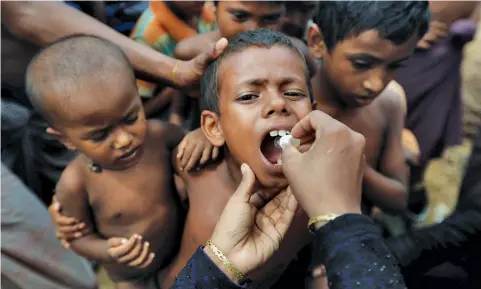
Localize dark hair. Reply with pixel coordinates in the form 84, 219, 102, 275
200, 29, 312, 114
213, 1, 284, 7
25, 34, 134, 124
315, 1, 430, 51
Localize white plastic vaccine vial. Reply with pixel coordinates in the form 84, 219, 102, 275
275, 135, 301, 149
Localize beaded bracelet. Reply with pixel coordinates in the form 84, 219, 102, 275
205, 240, 245, 282
308, 214, 340, 233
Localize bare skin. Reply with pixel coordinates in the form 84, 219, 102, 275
174, 30, 318, 77
314, 83, 408, 213
56, 121, 189, 287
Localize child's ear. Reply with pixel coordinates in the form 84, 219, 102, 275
46, 127, 77, 151
200, 110, 225, 147
307, 24, 326, 60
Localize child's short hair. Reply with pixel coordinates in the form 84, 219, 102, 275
315, 1, 430, 51
213, 1, 284, 7
25, 35, 134, 125
201, 29, 313, 114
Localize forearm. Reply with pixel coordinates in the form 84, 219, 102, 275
385, 206, 481, 274
70, 234, 111, 263
2, 1, 176, 86
311, 214, 406, 289
363, 166, 407, 212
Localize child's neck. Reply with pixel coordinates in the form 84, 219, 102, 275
224, 152, 284, 200
314, 71, 358, 118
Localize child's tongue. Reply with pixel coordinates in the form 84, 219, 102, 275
261, 137, 281, 164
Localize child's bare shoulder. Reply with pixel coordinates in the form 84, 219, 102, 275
147, 119, 184, 144
174, 31, 220, 60
377, 82, 405, 119
56, 156, 87, 200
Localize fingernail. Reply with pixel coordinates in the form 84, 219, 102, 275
146, 242, 150, 246
79, 223, 85, 229
74, 232, 82, 238
53, 203, 60, 210
240, 163, 246, 175
137, 235, 142, 240
121, 238, 127, 244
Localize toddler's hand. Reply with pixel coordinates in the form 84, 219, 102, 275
48, 196, 90, 248
177, 128, 219, 172
107, 234, 155, 268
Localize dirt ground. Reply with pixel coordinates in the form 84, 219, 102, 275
97, 24, 481, 289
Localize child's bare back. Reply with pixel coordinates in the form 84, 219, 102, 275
57, 120, 185, 285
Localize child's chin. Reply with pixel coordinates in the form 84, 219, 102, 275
256, 173, 288, 190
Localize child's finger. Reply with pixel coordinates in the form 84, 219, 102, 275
61, 239, 71, 249
180, 142, 196, 168
55, 215, 79, 226
118, 237, 144, 264
128, 241, 150, 267
177, 140, 187, 159
185, 145, 204, 172
57, 222, 86, 234
199, 146, 211, 165
139, 253, 155, 269
108, 235, 137, 259
212, 146, 219, 160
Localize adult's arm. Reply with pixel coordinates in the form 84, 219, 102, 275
1, 1, 176, 86
385, 127, 481, 274
170, 214, 406, 289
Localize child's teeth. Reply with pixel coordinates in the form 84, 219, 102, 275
279, 130, 287, 136
269, 130, 278, 137
276, 158, 283, 165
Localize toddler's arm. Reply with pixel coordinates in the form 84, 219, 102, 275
55, 167, 155, 268
54, 167, 112, 262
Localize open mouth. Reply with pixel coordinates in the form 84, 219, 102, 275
260, 129, 291, 165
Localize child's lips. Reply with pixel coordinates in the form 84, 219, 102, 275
119, 145, 140, 161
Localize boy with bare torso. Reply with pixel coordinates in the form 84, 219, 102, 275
27, 35, 216, 289
306, 1, 430, 214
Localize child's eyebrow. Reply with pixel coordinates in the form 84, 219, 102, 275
239, 77, 303, 86
346, 53, 410, 64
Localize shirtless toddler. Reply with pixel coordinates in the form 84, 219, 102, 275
26, 35, 216, 289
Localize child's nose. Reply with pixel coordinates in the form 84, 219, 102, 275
246, 20, 261, 31
113, 129, 133, 149
363, 73, 386, 96
262, 94, 289, 117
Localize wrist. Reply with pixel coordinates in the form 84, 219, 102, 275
203, 246, 241, 284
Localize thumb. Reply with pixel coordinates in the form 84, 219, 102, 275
107, 237, 127, 248
232, 163, 257, 203
281, 143, 302, 164
194, 38, 228, 69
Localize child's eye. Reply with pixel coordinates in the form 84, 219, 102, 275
284, 91, 306, 98
351, 59, 372, 70
261, 14, 281, 24
91, 131, 109, 143
124, 114, 138, 125
231, 12, 248, 21
236, 94, 258, 102
388, 62, 405, 70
